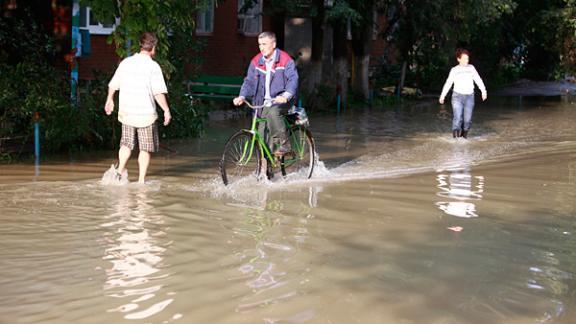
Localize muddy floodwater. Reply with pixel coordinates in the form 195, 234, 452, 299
1, 97, 575, 323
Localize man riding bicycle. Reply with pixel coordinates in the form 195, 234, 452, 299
233, 31, 299, 157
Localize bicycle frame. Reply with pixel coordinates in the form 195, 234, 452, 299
238, 111, 278, 167
237, 101, 309, 172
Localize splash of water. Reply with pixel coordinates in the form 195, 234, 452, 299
101, 164, 129, 186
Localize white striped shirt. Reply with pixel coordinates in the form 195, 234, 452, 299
108, 53, 167, 127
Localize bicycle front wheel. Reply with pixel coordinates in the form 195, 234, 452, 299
281, 126, 315, 179
220, 130, 262, 185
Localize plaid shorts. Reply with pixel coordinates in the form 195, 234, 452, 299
120, 123, 159, 152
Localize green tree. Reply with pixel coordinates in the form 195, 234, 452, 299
81, 0, 210, 139
509, 0, 576, 79
0, 6, 118, 154
267, 0, 377, 103
561, 0, 576, 74
382, 0, 516, 90
326, 1, 362, 105
349, 0, 376, 100
80, 0, 208, 78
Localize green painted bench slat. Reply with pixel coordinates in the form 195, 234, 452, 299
187, 75, 244, 102
193, 75, 244, 84
189, 85, 240, 95
191, 94, 238, 102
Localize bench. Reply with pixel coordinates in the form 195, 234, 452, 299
187, 75, 244, 102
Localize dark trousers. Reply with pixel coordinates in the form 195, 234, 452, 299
258, 104, 289, 152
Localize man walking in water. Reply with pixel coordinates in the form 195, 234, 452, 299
439, 48, 487, 138
233, 31, 299, 156
104, 32, 171, 184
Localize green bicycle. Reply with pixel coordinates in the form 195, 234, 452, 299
219, 101, 316, 185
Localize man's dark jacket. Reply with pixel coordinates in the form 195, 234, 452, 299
239, 49, 298, 106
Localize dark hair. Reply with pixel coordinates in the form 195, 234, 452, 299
456, 48, 470, 59
140, 32, 158, 51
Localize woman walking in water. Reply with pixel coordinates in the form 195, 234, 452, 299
439, 48, 487, 138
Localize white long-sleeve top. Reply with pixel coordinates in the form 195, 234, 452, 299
439, 64, 487, 101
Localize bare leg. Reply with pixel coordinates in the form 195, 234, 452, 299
138, 151, 151, 184
117, 145, 132, 175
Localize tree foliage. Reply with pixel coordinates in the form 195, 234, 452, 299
379, 0, 516, 88
0, 8, 118, 153
80, 0, 209, 140
509, 0, 576, 78
381, 0, 576, 87
0, 1, 210, 157
79, 0, 208, 78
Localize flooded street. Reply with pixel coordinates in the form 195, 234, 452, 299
1, 97, 575, 323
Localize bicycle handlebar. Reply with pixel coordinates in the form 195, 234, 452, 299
242, 100, 275, 110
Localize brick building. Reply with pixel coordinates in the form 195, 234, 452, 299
12, 0, 390, 82
76, 0, 273, 80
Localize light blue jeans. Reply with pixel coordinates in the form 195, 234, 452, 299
451, 92, 475, 131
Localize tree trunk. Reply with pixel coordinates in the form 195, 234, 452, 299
321, 25, 334, 83
397, 61, 407, 97
333, 23, 348, 107
353, 53, 370, 100
305, 0, 325, 94
351, 0, 374, 101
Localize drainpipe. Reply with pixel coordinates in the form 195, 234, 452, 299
71, 0, 80, 106
34, 112, 40, 176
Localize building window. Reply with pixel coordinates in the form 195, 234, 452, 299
237, 0, 261, 36
79, 6, 117, 35
196, 0, 214, 34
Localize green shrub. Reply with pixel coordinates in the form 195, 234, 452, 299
161, 77, 208, 139
0, 8, 207, 159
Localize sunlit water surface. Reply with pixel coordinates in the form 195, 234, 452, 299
1, 97, 575, 323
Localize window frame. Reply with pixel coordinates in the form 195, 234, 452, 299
195, 0, 215, 35
237, 0, 262, 36
79, 6, 118, 35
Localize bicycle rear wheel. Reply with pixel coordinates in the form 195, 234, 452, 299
220, 130, 262, 185
281, 126, 315, 178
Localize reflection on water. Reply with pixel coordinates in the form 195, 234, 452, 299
235, 208, 287, 311
570, 160, 575, 185
436, 166, 485, 218
308, 185, 321, 208
101, 186, 175, 320
209, 171, 325, 211
225, 185, 320, 321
